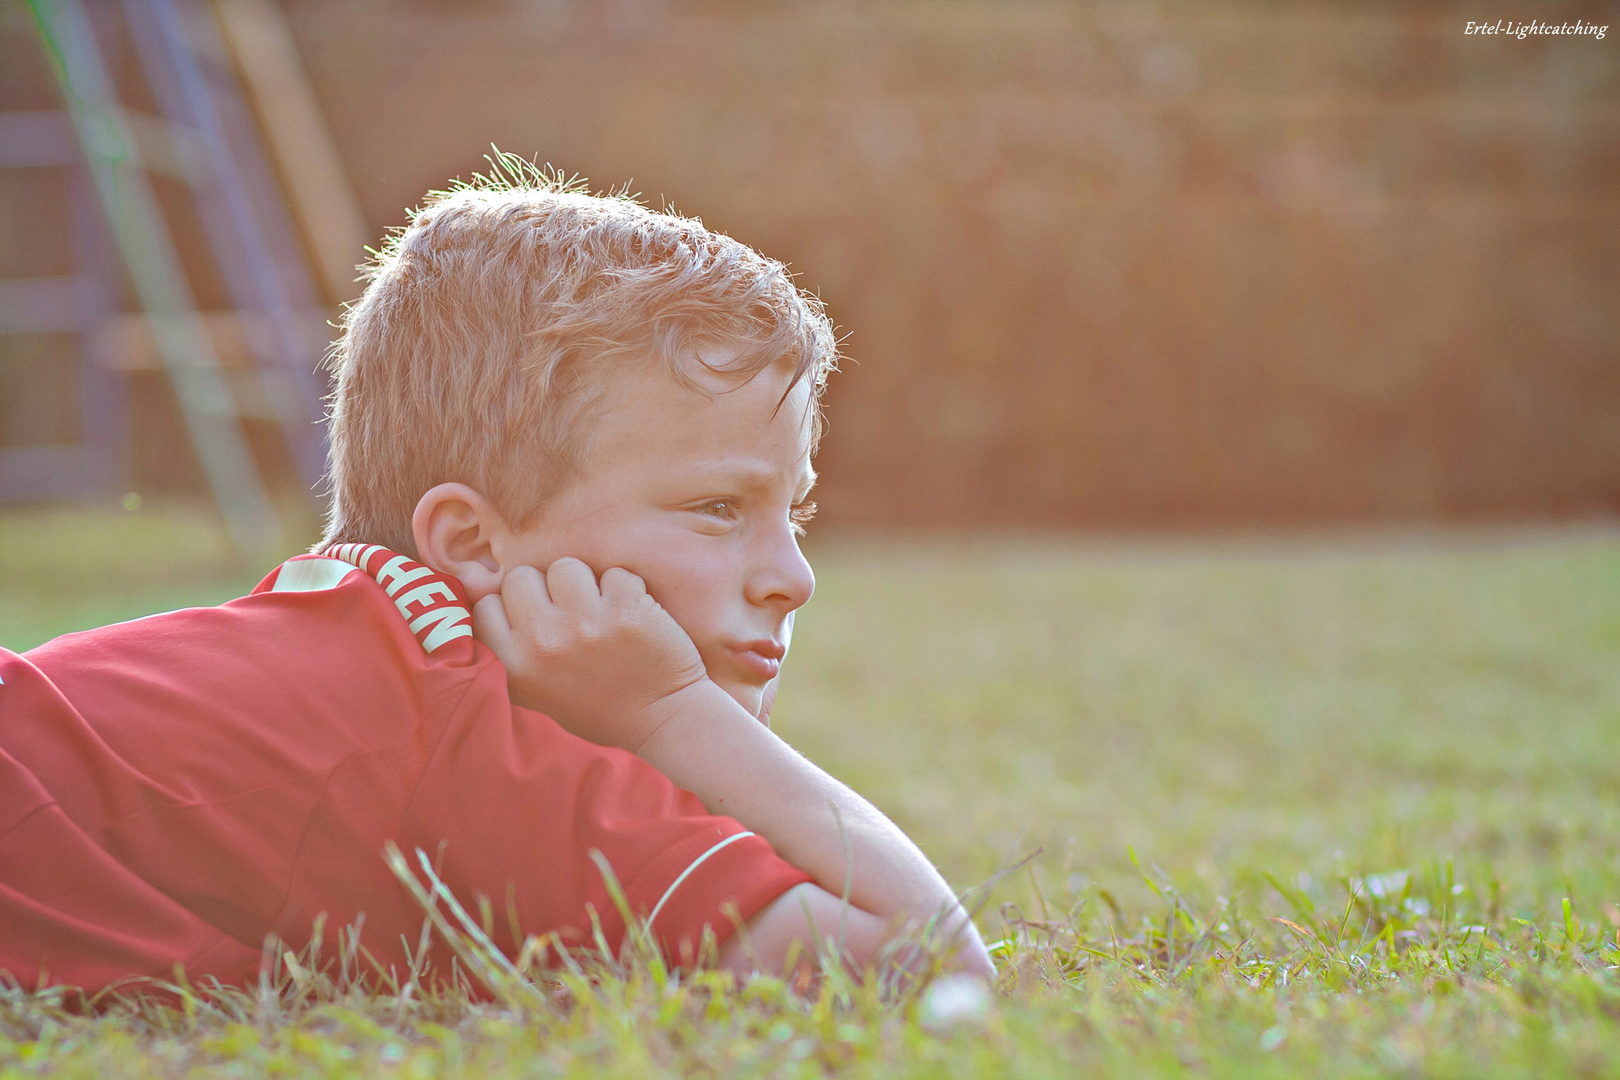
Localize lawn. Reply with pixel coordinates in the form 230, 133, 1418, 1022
3, 505, 1619, 1077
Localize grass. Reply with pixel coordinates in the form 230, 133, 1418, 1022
3, 505, 1619, 1077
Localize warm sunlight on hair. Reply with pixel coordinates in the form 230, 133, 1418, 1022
323, 154, 840, 557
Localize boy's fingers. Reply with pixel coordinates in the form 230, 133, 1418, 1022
504, 563, 552, 600
545, 557, 600, 610
599, 566, 647, 602
471, 592, 512, 649
499, 564, 555, 628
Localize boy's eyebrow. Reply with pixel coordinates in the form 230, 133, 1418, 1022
677, 460, 817, 497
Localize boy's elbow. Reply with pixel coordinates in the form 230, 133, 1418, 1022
715, 882, 995, 984
952, 938, 997, 982
716, 882, 888, 979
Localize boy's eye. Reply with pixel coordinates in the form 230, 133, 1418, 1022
789, 501, 818, 535
694, 500, 735, 519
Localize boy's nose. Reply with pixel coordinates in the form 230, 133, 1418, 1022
746, 525, 815, 613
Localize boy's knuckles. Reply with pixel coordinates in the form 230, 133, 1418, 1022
599, 567, 646, 597
545, 557, 596, 588
532, 627, 576, 654
501, 567, 549, 606
505, 564, 545, 587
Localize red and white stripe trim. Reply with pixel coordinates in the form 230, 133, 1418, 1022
321, 544, 475, 654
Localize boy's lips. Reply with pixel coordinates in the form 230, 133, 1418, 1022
727, 639, 785, 681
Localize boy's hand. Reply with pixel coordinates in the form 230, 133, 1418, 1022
473, 557, 709, 751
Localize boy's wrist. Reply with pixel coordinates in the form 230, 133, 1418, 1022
627, 677, 991, 978
631, 677, 753, 758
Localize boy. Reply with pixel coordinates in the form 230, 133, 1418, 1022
0, 169, 992, 993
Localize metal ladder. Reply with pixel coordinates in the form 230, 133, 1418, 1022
5, 0, 341, 562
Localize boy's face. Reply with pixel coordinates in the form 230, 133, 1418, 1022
499, 363, 817, 720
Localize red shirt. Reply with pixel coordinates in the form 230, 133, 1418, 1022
0, 545, 807, 993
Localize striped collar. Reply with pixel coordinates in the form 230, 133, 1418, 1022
266, 544, 475, 655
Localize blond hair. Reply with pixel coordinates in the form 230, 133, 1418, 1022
321, 158, 838, 556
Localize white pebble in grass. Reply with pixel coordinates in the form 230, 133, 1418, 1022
920, 974, 992, 1029
1260, 1025, 1288, 1051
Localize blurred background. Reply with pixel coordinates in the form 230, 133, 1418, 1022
1, 0, 1616, 542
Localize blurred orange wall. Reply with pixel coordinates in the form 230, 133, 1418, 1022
11, 1, 1617, 528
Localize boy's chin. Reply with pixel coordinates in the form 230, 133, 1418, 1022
715, 679, 768, 723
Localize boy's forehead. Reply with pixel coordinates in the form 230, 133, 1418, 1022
588, 366, 815, 482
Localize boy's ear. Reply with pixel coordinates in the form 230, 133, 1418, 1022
412, 483, 505, 600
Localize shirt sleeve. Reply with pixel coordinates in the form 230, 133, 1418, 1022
0, 649, 263, 993
401, 679, 810, 966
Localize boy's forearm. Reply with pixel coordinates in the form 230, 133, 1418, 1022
636, 680, 986, 961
